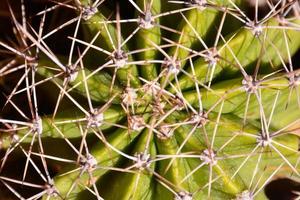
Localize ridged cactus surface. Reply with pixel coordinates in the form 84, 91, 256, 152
0, 0, 300, 199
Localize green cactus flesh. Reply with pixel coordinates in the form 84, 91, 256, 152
0, 0, 300, 200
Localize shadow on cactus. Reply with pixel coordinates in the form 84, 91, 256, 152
0, 0, 300, 199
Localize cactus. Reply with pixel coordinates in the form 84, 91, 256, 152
0, 0, 300, 199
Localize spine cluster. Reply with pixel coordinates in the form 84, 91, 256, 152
0, 0, 300, 199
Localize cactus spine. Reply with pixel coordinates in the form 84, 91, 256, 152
0, 0, 300, 199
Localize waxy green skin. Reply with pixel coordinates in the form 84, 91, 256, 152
136, 0, 161, 81
1, 0, 300, 200
173, 19, 300, 92
80, 0, 141, 87
51, 128, 141, 200
160, 0, 245, 85
36, 59, 123, 103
